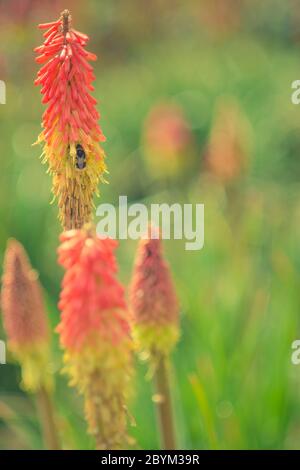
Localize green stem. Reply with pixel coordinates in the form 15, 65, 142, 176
36, 386, 60, 450
153, 355, 176, 450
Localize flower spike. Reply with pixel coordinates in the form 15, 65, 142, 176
57, 227, 133, 449
130, 227, 180, 362
130, 227, 180, 449
1, 239, 52, 392
1, 240, 61, 449
34, 10, 106, 230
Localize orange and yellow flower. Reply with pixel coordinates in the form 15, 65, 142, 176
143, 102, 195, 179
34, 10, 106, 230
130, 228, 180, 363
1, 239, 52, 392
205, 98, 251, 184
57, 227, 132, 449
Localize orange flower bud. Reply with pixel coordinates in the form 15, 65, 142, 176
143, 103, 195, 179
206, 98, 250, 184
1, 239, 52, 392
130, 229, 180, 360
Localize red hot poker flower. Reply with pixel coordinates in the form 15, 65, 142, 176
130, 228, 180, 359
130, 229, 179, 448
57, 227, 133, 449
57, 229, 130, 351
34, 10, 106, 230
205, 98, 251, 184
1, 239, 52, 391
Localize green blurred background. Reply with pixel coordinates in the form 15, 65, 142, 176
1, 0, 300, 450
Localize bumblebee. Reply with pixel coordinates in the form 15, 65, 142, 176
75, 144, 86, 169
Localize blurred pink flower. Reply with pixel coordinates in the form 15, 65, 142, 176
205, 98, 251, 184
143, 103, 195, 179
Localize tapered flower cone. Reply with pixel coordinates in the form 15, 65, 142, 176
130, 228, 180, 450
1, 240, 60, 449
205, 98, 251, 184
34, 10, 106, 230
57, 227, 133, 449
1, 239, 52, 392
130, 228, 180, 362
142, 102, 195, 180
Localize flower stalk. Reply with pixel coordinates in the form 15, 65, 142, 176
57, 227, 133, 449
1, 239, 60, 450
36, 385, 61, 450
153, 354, 176, 450
34, 10, 106, 230
130, 228, 179, 449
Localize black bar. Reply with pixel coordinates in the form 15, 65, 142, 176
0, 450, 297, 466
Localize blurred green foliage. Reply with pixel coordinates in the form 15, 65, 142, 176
0, 0, 300, 450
